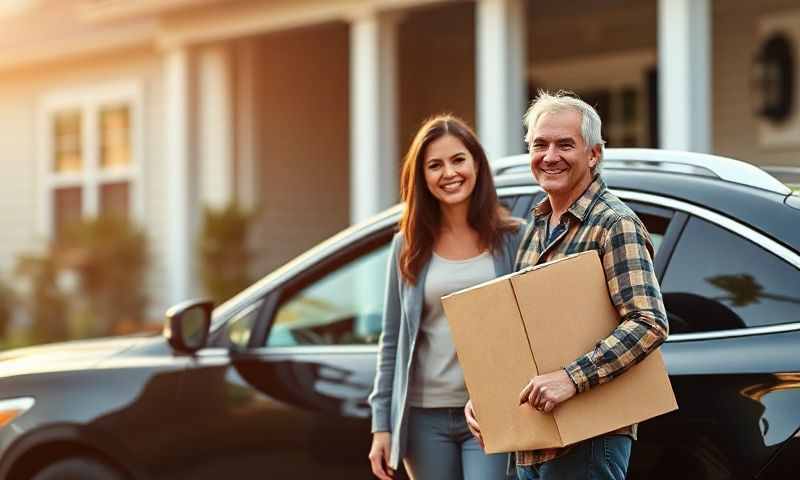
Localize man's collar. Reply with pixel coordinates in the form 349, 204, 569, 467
532, 174, 606, 223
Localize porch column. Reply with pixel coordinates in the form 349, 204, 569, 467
349, 10, 399, 224
164, 47, 193, 305
658, 0, 712, 152
235, 38, 260, 211
198, 45, 234, 209
476, 0, 527, 160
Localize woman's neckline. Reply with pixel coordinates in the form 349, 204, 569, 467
432, 250, 490, 264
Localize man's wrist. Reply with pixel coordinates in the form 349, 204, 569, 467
564, 360, 591, 394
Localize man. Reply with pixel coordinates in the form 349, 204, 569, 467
465, 91, 669, 480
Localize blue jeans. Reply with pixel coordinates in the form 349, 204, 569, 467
404, 407, 509, 480
515, 435, 632, 480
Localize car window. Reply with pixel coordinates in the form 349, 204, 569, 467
636, 213, 668, 253
625, 201, 675, 256
267, 241, 391, 347
661, 216, 800, 333
499, 195, 518, 213
225, 299, 264, 348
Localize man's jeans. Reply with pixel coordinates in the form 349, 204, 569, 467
515, 435, 632, 480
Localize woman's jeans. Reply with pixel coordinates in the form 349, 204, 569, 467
404, 407, 508, 480
515, 434, 632, 480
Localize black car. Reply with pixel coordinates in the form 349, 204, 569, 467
0, 149, 798, 480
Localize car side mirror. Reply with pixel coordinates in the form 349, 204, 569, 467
164, 299, 214, 353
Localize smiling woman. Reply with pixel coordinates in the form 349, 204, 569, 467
368, 114, 522, 480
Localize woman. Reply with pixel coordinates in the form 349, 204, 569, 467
368, 115, 524, 480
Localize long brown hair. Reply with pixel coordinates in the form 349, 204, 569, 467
398, 114, 518, 284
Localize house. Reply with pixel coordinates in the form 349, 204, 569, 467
1, 0, 798, 320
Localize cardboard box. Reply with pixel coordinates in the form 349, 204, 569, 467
441, 250, 677, 453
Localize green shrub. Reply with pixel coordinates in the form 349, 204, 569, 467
0, 279, 15, 341
56, 216, 149, 335
15, 255, 70, 343
198, 203, 253, 305
15, 216, 149, 343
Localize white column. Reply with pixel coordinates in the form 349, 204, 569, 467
235, 38, 259, 211
476, 0, 528, 161
349, 11, 399, 224
165, 47, 193, 305
658, 0, 712, 153
198, 45, 234, 209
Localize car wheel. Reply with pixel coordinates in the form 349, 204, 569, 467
31, 456, 126, 480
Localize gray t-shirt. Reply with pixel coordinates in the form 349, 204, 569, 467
407, 251, 496, 408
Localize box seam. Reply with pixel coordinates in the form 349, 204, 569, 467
508, 278, 564, 447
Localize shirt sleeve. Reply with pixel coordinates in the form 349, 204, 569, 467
564, 216, 669, 393
368, 234, 402, 432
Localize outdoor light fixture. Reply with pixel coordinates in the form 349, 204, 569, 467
752, 32, 795, 124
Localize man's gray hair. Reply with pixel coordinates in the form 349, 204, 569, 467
523, 90, 606, 173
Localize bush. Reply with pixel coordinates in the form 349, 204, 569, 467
15, 216, 149, 343
56, 216, 149, 336
15, 255, 70, 343
198, 203, 253, 305
0, 279, 15, 341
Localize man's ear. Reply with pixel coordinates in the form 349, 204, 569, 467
589, 145, 602, 169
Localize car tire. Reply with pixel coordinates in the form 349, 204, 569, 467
31, 456, 126, 480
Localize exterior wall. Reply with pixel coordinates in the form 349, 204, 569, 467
250, 23, 351, 276
0, 46, 171, 317
398, 2, 476, 158
713, 0, 800, 166
0, 79, 37, 277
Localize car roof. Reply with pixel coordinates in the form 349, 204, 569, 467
493, 150, 800, 253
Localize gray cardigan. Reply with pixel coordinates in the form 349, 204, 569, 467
368, 225, 526, 469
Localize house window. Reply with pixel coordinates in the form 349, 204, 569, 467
100, 182, 130, 219
53, 110, 83, 173
53, 186, 82, 239
99, 105, 131, 169
40, 84, 142, 239
582, 87, 644, 147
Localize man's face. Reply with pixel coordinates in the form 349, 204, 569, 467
529, 110, 599, 202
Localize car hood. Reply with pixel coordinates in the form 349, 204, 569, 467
0, 335, 160, 378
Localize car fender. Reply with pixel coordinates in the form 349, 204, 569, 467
0, 423, 148, 480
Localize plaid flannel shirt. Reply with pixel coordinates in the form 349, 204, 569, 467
515, 175, 669, 466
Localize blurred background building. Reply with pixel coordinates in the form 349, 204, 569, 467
0, 0, 798, 341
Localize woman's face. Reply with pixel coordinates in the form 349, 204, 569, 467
423, 134, 478, 208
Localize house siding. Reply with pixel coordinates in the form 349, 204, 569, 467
0, 88, 37, 277
250, 23, 351, 277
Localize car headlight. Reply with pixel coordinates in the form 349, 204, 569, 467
0, 397, 35, 428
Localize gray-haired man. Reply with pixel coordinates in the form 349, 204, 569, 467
465, 91, 668, 480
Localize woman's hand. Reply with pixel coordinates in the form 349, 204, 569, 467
368, 432, 395, 480
464, 399, 485, 449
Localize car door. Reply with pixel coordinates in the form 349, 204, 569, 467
617, 197, 800, 480
161, 226, 395, 480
